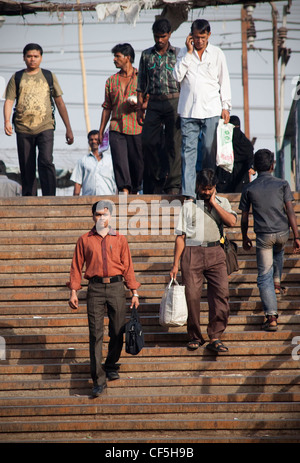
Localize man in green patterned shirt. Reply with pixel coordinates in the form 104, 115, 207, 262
99, 43, 144, 194
137, 18, 181, 194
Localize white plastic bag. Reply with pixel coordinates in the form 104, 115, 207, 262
216, 119, 234, 173
159, 278, 188, 327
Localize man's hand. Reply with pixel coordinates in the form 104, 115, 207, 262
130, 296, 139, 309
66, 128, 74, 145
4, 120, 13, 136
221, 109, 230, 124
208, 187, 217, 207
69, 290, 79, 310
242, 236, 252, 251
185, 34, 194, 54
137, 109, 145, 126
170, 264, 179, 280
293, 238, 300, 254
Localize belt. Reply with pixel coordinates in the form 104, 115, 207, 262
149, 92, 180, 101
199, 241, 220, 248
90, 275, 123, 284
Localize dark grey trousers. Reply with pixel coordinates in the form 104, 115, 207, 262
86, 280, 127, 387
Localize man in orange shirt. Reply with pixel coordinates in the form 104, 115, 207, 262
68, 200, 140, 397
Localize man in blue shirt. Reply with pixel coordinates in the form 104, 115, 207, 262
239, 149, 300, 331
71, 130, 116, 196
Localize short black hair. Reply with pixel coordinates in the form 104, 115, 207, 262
191, 19, 211, 34
111, 43, 135, 63
152, 18, 171, 34
23, 43, 43, 57
87, 130, 98, 140
196, 168, 218, 188
253, 149, 274, 172
92, 200, 113, 215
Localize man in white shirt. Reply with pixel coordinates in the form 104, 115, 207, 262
71, 130, 117, 196
0, 160, 22, 197
173, 19, 232, 199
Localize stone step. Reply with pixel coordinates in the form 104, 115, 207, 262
0, 373, 299, 397
0, 299, 299, 315
1, 194, 299, 443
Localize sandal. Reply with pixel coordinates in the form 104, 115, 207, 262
187, 340, 202, 350
262, 315, 278, 331
206, 340, 228, 353
274, 284, 287, 295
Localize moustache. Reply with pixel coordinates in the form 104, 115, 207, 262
197, 193, 212, 200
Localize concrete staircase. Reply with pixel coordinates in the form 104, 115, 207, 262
0, 194, 299, 443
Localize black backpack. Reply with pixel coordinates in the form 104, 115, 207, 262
13, 68, 56, 127
125, 307, 144, 355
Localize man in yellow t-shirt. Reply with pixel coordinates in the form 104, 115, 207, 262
4, 43, 74, 196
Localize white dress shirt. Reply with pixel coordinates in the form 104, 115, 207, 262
173, 43, 232, 119
71, 151, 117, 196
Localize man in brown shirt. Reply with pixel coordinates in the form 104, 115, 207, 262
68, 200, 140, 397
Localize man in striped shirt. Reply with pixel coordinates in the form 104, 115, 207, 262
99, 43, 143, 194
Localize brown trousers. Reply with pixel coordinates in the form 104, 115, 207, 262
86, 280, 127, 386
181, 245, 229, 342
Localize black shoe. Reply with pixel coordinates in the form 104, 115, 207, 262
92, 383, 107, 397
106, 371, 120, 381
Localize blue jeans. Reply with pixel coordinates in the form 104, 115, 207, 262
181, 116, 220, 198
256, 230, 289, 316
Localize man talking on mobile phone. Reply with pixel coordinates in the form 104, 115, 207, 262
173, 19, 232, 199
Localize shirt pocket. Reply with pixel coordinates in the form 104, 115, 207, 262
204, 60, 219, 81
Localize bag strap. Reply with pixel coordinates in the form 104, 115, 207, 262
130, 307, 139, 320
14, 68, 55, 127
167, 278, 179, 289
15, 68, 54, 100
199, 200, 224, 240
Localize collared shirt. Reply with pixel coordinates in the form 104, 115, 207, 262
102, 68, 142, 135
175, 196, 237, 245
239, 171, 294, 234
173, 43, 231, 119
137, 44, 180, 96
0, 175, 22, 197
67, 227, 141, 291
70, 151, 116, 196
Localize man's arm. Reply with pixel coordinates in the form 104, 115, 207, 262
172, 43, 191, 83
99, 108, 111, 144
286, 200, 300, 253
170, 234, 186, 279
67, 237, 85, 310
210, 189, 237, 227
241, 210, 252, 251
136, 51, 148, 126
3, 99, 14, 136
218, 49, 231, 123
137, 91, 145, 126
119, 236, 141, 309
54, 95, 74, 145
73, 183, 81, 196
